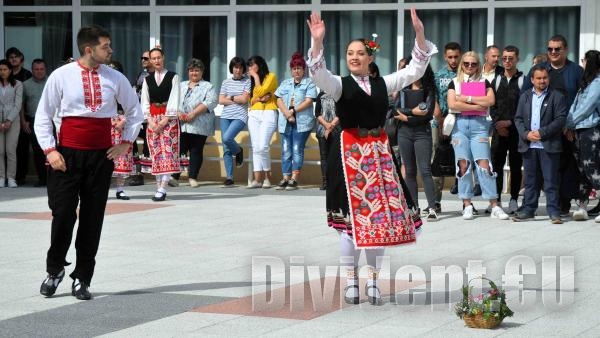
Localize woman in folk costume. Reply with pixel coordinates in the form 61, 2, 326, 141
306, 9, 437, 305
141, 47, 180, 201
107, 61, 135, 200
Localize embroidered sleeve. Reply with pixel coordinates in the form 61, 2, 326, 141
166, 74, 180, 118
141, 79, 150, 119
306, 47, 342, 101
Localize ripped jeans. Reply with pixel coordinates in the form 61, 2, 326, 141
451, 115, 498, 200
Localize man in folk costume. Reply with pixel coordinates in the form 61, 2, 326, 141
307, 9, 437, 305
140, 47, 181, 201
35, 25, 143, 300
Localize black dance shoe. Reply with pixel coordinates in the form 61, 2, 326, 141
116, 191, 130, 200
40, 269, 65, 297
151, 192, 167, 202
71, 279, 92, 300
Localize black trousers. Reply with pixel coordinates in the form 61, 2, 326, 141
490, 124, 522, 202
46, 147, 114, 285
559, 136, 581, 209
317, 135, 329, 180
26, 116, 48, 184
15, 125, 30, 184
574, 126, 600, 201
173, 132, 207, 180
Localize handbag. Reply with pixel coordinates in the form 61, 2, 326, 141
431, 138, 456, 177
442, 113, 456, 136
384, 109, 399, 145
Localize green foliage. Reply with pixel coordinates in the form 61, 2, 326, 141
454, 277, 514, 321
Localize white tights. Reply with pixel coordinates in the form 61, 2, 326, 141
339, 235, 385, 272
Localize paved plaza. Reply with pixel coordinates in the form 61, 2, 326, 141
1, 182, 599, 337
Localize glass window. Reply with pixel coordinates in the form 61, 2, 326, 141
81, 0, 148, 4
4, 12, 72, 71
233, 0, 308, 3
237, 11, 311, 85
495, 7, 580, 71
81, 12, 150, 84
322, 0, 393, 3
156, 0, 228, 4
404, 9, 486, 72
161, 16, 228, 90
4, 0, 71, 4
316, 11, 397, 76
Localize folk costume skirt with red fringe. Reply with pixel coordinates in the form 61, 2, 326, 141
145, 106, 181, 175
111, 115, 135, 177
326, 128, 417, 249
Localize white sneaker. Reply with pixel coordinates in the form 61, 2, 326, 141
491, 206, 509, 220
188, 178, 199, 188
247, 180, 262, 189
463, 205, 474, 220
426, 208, 438, 222
572, 207, 589, 221
595, 214, 600, 223
508, 198, 519, 214
262, 178, 272, 189
7, 178, 18, 188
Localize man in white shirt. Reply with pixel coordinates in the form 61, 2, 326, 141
35, 25, 143, 300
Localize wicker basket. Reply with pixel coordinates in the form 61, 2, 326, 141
463, 313, 502, 329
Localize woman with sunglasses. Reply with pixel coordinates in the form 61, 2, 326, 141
307, 8, 435, 306
564, 50, 600, 222
447, 52, 509, 220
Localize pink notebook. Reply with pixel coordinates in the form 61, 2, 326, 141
461, 81, 487, 116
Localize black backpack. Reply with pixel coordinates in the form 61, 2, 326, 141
431, 138, 455, 177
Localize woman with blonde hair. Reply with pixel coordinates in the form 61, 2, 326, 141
446, 51, 508, 220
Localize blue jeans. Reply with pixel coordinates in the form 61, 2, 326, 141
280, 124, 311, 176
451, 115, 497, 200
220, 118, 246, 179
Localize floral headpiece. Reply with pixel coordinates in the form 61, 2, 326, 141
365, 33, 380, 55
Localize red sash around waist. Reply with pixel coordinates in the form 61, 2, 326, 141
150, 105, 167, 116
59, 116, 112, 150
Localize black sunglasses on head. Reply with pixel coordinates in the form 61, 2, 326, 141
141, 57, 149, 61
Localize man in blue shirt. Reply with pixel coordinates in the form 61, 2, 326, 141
514, 65, 567, 224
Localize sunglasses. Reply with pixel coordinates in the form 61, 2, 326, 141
547, 47, 562, 53
141, 57, 149, 61
502, 57, 515, 62
463, 62, 478, 68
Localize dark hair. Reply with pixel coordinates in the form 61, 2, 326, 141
289, 51, 306, 69
486, 45, 500, 52
247, 55, 269, 94
31, 58, 47, 68
107, 60, 124, 73
531, 64, 548, 77
149, 47, 164, 57
5, 47, 24, 60
444, 42, 462, 53
228, 56, 246, 74
503, 45, 520, 57
403, 56, 437, 100
549, 34, 568, 48
579, 50, 600, 91
76, 25, 111, 56
368, 62, 380, 78
0, 59, 17, 86
346, 38, 371, 56
187, 58, 205, 72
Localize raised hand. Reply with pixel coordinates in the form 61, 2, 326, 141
307, 12, 326, 58
410, 8, 427, 51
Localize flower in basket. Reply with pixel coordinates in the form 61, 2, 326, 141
454, 277, 514, 329
364, 33, 380, 55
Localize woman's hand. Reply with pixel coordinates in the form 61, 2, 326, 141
307, 12, 326, 58
410, 8, 427, 52
411, 106, 427, 116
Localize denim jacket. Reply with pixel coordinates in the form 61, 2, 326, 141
179, 80, 218, 136
566, 76, 600, 130
274, 77, 317, 133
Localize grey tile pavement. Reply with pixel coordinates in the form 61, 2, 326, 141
0, 182, 599, 337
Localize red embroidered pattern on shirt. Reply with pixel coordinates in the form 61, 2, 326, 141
340, 130, 416, 248
81, 68, 103, 112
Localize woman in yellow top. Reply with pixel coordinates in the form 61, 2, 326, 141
246, 55, 278, 188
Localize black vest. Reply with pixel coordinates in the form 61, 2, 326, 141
146, 71, 176, 103
336, 75, 388, 129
